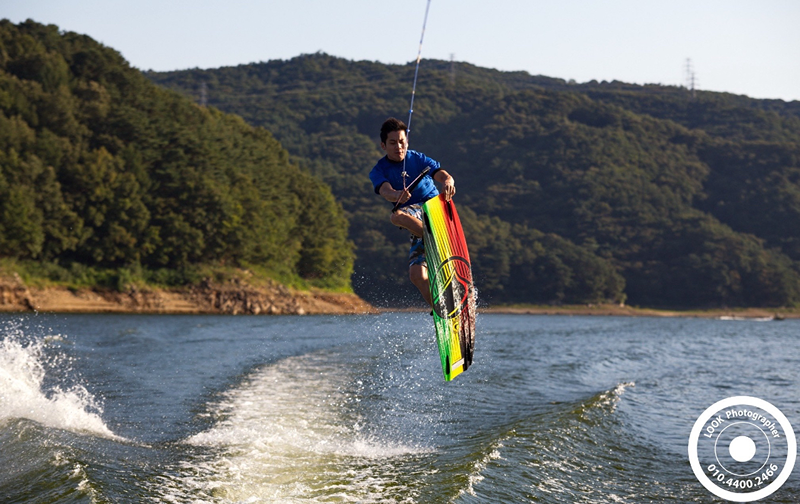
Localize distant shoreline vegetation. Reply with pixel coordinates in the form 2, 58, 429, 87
0, 20, 353, 294
0, 257, 345, 294
2, 21, 800, 309
149, 52, 800, 309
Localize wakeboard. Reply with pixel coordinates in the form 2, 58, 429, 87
421, 195, 476, 381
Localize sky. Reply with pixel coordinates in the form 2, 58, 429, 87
4, 0, 800, 101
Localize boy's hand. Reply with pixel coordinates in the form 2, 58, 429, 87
433, 169, 456, 201
396, 188, 411, 204
442, 178, 456, 201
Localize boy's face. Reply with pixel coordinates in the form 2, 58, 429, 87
381, 130, 408, 162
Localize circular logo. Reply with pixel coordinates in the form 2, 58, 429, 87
430, 256, 472, 320
688, 396, 796, 502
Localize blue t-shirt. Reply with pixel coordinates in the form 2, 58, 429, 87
369, 150, 441, 208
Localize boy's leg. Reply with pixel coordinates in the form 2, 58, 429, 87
409, 263, 432, 307
399, 204, 431, 307
391, 210, 424, 238
407, 227, 432, 308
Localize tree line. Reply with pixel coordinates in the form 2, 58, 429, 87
2, 19, 797, 308
0, 20, 353, 290
150, 52, 800, 308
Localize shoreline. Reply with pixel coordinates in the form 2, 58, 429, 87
478, 303, 799, 319
384, 303, 799, 319
1, 277, 796, 319
0, 276, 377, 316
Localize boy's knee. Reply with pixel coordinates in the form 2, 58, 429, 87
390, 211, 405, 227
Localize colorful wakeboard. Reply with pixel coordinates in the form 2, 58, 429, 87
421, 195, 476, 381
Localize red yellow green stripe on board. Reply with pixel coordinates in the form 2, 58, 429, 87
422, 195, 476, 381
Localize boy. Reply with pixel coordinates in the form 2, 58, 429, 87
369, 117, 456, 307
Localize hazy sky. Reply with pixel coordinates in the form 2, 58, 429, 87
5, 0, 800, 101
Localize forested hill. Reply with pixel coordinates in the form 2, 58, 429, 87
150, 52, 800, 308
0, 21, 353, 290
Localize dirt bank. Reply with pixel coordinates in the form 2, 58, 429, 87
0, 275, 377, 315
480, 303, 799, 319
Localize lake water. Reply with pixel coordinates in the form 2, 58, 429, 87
1, 312, 799, 503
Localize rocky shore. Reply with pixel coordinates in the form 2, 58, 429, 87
2, 274, 795, 319
0, 275, 377, 315
480, 303, 799, 319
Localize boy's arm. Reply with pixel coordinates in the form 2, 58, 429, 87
378, 182, 411, 204
434, 169, 456, 201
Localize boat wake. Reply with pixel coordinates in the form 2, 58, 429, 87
162, 351, 432, 503
0, 331, 120, 440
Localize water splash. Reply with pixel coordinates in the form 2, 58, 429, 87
0, 330, 119, 440
459, 440, 503, 499
171, 351, 431, 503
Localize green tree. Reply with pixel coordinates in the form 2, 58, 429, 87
0, 20, 353, 290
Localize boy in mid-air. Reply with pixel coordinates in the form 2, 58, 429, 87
369, 117, 456, 307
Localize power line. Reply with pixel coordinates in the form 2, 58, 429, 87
685, 58, 697, 99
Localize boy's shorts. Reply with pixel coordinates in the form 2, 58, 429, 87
399, 204, 427, 267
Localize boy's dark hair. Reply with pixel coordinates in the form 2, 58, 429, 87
380, 117, 408, 144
